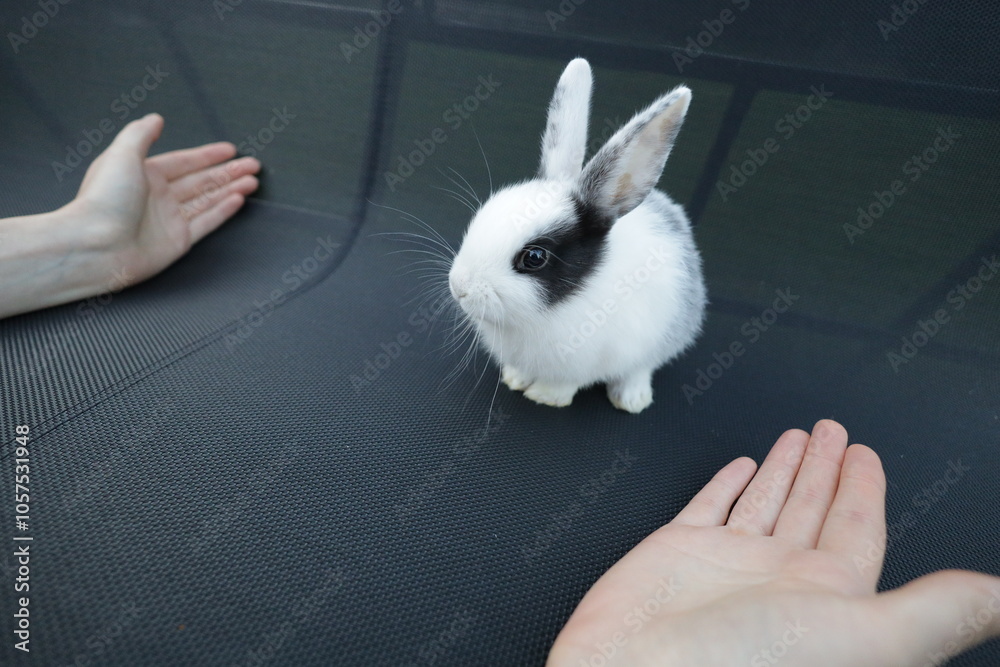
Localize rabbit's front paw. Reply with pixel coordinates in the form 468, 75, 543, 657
501, 365, 534, 392
607, 373, 653, 414
524, 381, 577, 408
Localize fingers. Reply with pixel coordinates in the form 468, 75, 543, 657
817, 444, 887, 589
181, 174, 258, 231
109, 113, 164, 158
171, 156, 260, 203
187, 193, 249, 244
148, 141, 239, 181
143, 128, 259, 246
671, 456, 757, 527
772, 419, 849, 548
726, 429, 809, 536
876, 570, 1000, 665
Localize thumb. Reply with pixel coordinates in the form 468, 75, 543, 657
877, 569, 1000, 665
109, 113, 164, 158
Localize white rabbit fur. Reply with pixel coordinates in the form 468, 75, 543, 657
448, 58, 706, 413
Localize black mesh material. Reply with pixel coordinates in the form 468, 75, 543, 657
1, 0, 998, 665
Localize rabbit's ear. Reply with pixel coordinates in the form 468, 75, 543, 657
538, 58, 593, 181
577, 86, 691, 220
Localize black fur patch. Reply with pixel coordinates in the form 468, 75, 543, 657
515, 197, 611, 305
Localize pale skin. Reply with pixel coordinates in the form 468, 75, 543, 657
0, 113, 260, 320
547, 419, 1000, 666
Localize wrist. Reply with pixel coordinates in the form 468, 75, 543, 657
0, 202, 126, 319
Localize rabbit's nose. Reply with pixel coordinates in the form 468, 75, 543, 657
449, 273, 468, 300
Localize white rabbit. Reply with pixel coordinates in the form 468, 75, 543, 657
448, 58, 706, 413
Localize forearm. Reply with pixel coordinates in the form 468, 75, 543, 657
0, 201, 123, 320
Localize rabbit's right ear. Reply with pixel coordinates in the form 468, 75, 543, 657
576, 86, 691, 221
538, 58, 592, 181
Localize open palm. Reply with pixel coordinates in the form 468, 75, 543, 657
548, 421, 1000, 666
73, 113, 260, 285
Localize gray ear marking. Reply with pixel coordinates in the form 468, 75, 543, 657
538, 58, 593, 181
577, 85, 692, 220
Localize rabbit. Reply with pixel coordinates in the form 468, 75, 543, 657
447, 58, 706, 413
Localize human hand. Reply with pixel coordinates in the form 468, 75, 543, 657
547, 420, 1000, 666
70, 112, 260, 285
0, 114, 260, 319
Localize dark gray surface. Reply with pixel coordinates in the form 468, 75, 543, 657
2, 227, 999, 665
1, 0, 998, 665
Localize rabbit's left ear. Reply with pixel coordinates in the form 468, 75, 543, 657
577, 85, 691, 220
538, 58, 593, 181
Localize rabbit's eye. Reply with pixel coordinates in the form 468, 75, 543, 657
516, 246, 549, 272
